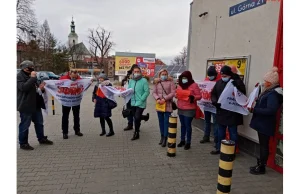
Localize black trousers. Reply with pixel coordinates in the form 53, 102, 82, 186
100, 117, 113, 133
62, 105, 80, 134
258, 132, 270, 165
131, 106, 145, 132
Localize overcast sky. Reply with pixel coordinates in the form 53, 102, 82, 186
33, 0, 191, 65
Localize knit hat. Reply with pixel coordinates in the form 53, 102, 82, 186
263, 67, 279, 85
220, 65, 232, 76
207, 66, 217, 76
20, 60, 34, 69
98, 73, 107, 79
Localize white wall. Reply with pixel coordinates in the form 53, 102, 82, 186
188, 0, 280, 142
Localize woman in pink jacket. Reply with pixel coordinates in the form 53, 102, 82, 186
176, 71, 201, 150
153, 69, 176, 147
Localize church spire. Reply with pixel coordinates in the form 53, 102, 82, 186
70, 16, 75, 33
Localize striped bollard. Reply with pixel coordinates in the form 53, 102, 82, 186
167, 116, 177, 157
51, 96, 55, 115
217, 140, 236, 194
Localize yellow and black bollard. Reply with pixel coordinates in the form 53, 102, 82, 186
167, 116, 177, 157
51, 96, 55, 115
217, 139, 236, 194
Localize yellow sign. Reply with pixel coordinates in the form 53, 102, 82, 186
207, 58, 248, 82
115, 56, 136, 75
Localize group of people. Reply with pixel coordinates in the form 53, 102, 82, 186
17, 60, 283, 175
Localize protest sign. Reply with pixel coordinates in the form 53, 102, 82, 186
99, 85, 134, 105
196, 81, 217, 113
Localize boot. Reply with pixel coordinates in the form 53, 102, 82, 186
200, 136, 210, 144
124, 125, 133, 131
210, 150, 220, 155
100, 130, 106, 136
63, 134, 68, 139
75, 131, 83, 136
159, 135, 164, 145
161, 137, 168, 147
106, 130, 115, 137
131, 132, 140, 141
250, 158, 261, 171
177, 141, 185, 147
250, 164, 266, 175
143, 113, 150, 122
184, 143, 191, 150
20, 144, 34, 150
39, 136, 54, 145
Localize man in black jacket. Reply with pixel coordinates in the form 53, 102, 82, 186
210, 65, 246, 155
17, 60, 53, 150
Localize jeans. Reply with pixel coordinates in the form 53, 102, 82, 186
19, 110, 45, 145
157, 111, 171, 137
131, 106, 145, 132
62, 105, 80, 134
179, 115, 194, 144
100, 117, 113, 133
258, 132, 270, 165
217, 125, 238, 151
204, 111, 218, 141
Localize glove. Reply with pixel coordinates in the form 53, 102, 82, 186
189, 95, 195, 103
232, 80, 237, 87
214, 103, 221, 109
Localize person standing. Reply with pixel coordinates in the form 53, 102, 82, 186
176, 71, 202, 150
92, 73, 115, 137
249, 67, 283, 175
152, 69, 176, 147
17, 60, 53, 150
128, 66, 150, 140
200, 66, 220, 148
210, 65, 246, 155
59, 70, 83, 139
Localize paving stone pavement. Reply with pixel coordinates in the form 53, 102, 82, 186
17, 83, 283, 194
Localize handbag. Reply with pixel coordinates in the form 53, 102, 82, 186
106, 99, 117, 109
156, 101, 166, 112
122, 106, 132, 118
160, 82, 177, 111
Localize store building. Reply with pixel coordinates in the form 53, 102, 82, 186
187, 0, 283, 173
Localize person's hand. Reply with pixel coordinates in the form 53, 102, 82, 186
39, 82, 46, 91
93, 99, 97, 103
189, 95, 195, 103
156, 99, 161, 104
160, 99, 166, 104
30, 71, 37, 77
248, 107, 253, 113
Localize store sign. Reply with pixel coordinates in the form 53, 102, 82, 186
229, 0, 267, 17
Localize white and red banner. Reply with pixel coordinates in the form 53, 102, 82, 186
99, 85, 134, 105
44, 79, 92, 107
196, 81, 217, 113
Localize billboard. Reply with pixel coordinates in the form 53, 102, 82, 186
115, 54, 155, 77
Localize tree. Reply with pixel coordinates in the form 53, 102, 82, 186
171, 46, 187, 66
17, 0, 38, 41
87, 26, 115, 69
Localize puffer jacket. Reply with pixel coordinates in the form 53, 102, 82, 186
152, 77, 176, 113
128, 77, 150, 108
92, 80, 112, 118
176, 83, 202, 110
250, 86, 283, 136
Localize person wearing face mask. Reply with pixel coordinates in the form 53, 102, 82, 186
128, 66, 150, 140
210, 65, 246, 155
248, 67, 283, 175
92, 73, 115, 137
59, 70, 83, 139
176, 71, 202, 150
200, 66, 221, 147
17, 60, 53, 150
152, 69, 176, 147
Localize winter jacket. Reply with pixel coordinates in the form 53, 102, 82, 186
17, 70, 38, 113
92, 80, 112, 118
59, 72, 82, 80
211, 77, 246, 126
176, 83, 201, 110
152, 77, 176, 113
250, 86, 283, 137
128, 77, 150, 108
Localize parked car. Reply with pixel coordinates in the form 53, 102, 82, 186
39, 71, 60, 80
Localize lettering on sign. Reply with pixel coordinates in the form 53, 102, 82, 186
229, 0, 267, 17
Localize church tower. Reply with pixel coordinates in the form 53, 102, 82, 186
68, 17, 78, 47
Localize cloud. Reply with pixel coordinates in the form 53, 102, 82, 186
33, 0, 190, 63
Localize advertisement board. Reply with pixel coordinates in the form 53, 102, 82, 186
115, 56, 136, 76
136, 57, 155, 77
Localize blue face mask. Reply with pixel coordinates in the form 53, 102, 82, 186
182, 79, 188, 84
161, 75, 167, 81
222, 77, 230, 82
208, 76, 215, 81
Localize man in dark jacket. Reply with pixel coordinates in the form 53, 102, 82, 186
17, 60, 53, 150
59, 70, 83, 139
210, 65, 246, 155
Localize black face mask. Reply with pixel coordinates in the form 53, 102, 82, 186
27, 67, 34, 72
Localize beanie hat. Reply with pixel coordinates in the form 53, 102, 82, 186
207, 66, 217, 76
20, 60, 34, 69
220, 65, 232, 76
263, 67, 279, 85
98, 73, 107, 79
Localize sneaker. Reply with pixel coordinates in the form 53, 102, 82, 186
75, 131, 83, 136
177, 141, 185, 147
39, 137, 53, 145
20, 144, 34, 150
210, 150, 220, 155
63, 134, 68, 139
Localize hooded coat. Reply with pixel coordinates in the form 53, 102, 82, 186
250, 86, 283, 136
